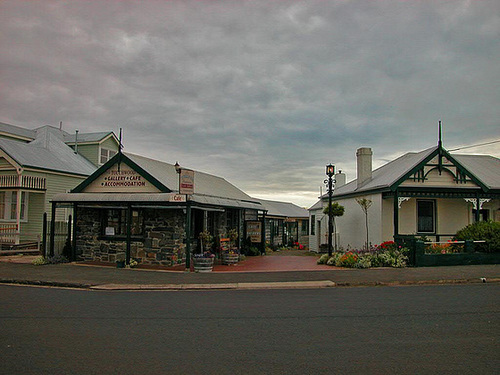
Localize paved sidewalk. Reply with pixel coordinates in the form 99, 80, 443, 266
0, 255, 498, 290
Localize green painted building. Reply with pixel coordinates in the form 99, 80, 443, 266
0, 122, 119, 249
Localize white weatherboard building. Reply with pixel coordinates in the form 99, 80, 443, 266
309, 142, 500, 252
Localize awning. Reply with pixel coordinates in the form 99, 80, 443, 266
52, 192, 264, 211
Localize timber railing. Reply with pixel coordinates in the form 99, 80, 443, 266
0, 175, 46, 190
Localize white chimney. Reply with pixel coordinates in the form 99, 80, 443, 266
356, 147, 372, 188
334, 171, 346, 187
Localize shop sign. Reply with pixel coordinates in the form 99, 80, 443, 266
179, 169, 194, 195
168, 194, 186, 202
84, 163, 161, 193
246, 221, 262, 243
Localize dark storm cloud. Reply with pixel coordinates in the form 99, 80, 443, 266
1, 0, 498, 206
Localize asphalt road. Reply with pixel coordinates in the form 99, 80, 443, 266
1, 284, 499, 375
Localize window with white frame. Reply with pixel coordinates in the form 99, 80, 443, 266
100, 148, 117, 165
0, 191, 28, 221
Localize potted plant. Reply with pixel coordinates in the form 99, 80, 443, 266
221, 229, 239, 265
116, 253, 126, 268
192, 230, 215, 272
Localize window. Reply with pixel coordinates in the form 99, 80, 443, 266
301, 220, 308, 236
310, 215, 315, 235
0, 191, 28, 221
473, 209, 489, 222
100, 148, 117, 164
102, 208, 143, 237
417, 200, 435, 233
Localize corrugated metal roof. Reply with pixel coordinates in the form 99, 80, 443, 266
257, 199, 309, 218
0, 122, 36, 140
329, 146, 500, 198
308, 199, 323, 211
0, 127, 96, 175
333, 147, 436, 197
125, 153, 258, 202
52, 192, 263, 210
64, 131, 116, 144
453, 154, 500, 190
0, 122, 116, 146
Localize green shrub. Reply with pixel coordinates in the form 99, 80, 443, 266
46, 255, 69, 264
326, 252, 342, 266
354, 254, 372, 269
32, 256, 48, 266
377, 249, 408, 267
453, 221, 500, 253
317, 254, 329, 264
246, 246, 261, 256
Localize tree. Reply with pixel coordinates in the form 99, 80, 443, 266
323, 202, 345, 251
356, 198, 372, 250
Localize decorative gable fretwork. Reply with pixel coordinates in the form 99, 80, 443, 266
464, 198, 491, 210
404, 154, 475, 187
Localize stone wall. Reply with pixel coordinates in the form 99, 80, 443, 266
76, 207, 186, 267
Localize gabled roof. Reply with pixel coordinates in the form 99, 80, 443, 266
308, 199, 323, 211
0, 122, 36, 141
452, 154, 500, 190
257, 199, 309, 218
125, 153, 257, 201
329, 146, 500, 199
0, 121, 118, 146
64, 131, 118, 145
0, 126, 97, 176
71, 152, 263, 209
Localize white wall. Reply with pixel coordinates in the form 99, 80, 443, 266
327, 194, 383, 250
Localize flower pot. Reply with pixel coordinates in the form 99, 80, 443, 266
192, 257, 214, 272
221, 253, 239, 265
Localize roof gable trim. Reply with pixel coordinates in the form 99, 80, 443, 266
390, 146, 489, 192
72, 153, 170, 193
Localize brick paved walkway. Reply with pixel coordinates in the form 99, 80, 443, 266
213, 254, 332, 272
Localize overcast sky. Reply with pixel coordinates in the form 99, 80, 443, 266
1, 0, 499, 207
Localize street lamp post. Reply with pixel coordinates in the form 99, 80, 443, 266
324, 164, 335, 257
175, 162, 192, 270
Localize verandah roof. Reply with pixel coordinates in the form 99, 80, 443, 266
52, 192, 263, 211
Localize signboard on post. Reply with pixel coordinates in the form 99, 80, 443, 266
246, 221, 262, 243
179, 169, 194, 195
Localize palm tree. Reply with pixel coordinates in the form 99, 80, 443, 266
323, 202, 345, 251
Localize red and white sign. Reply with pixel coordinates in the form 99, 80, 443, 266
179, 169, 194, 195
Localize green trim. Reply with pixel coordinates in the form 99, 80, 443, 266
443, 150, 489, 191
390, 145, 489, 192
71, 152, 170, 193
384, 188, 499, 199
326, 186, 391, 201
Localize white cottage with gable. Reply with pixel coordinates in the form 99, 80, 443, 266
309, 142, 500, 252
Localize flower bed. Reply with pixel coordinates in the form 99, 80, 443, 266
317, 241, 409, 268
425, 240, 464, 254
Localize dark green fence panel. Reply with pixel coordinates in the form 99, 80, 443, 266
395, 236, 500, 267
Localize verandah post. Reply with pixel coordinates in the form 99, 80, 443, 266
126, 204, 132, 265
42, 212, 47, 258
49, 202, 56, 257
185, 200, 192, 270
